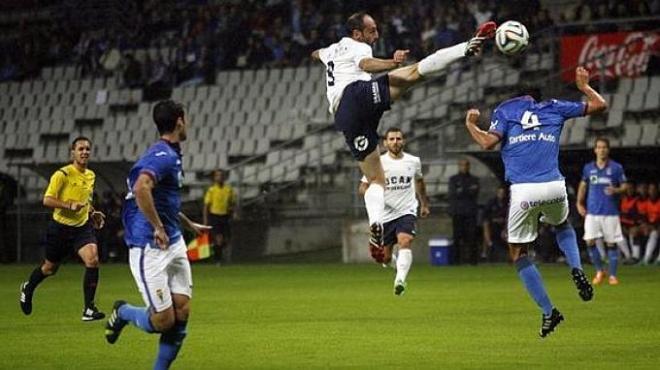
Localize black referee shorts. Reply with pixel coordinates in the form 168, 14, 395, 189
43, 220, 97, 263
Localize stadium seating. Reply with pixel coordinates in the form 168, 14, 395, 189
1, 46, 658, 203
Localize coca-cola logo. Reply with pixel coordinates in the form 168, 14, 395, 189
577, 32, 658, 79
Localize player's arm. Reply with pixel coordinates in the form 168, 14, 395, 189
179, 212, 211, 236
464, 109, 500, 150
415, 178, 430, 218
575, 67, 607, 115
606, 182, 630, 195
133, 173, 169, 249
358, 181, 369, 196
311, 49, 322, 62
358, 49, 409, 73
576, 180, 588, 217
43, 196, 86, 211
43, 172, 86, 211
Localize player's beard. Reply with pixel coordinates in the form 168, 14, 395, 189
388, 145, 402, 156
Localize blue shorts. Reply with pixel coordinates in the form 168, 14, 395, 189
334, 74, 391, 161
383, 214, 417, 247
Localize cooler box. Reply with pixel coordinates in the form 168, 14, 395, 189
429, 236, 452, 266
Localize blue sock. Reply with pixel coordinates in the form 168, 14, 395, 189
119, 304, 155, 333
516, 256, 553, 316
154, 320, 188, 370
607, 248, 618, 277
588, 246, 604, 271
555, 224, 582, 270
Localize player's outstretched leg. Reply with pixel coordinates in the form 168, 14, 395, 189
554, 222, 593, 300
540, 308, 565, 338
387, 21, 496, 102
19, 264, 53, 315
105, 300, 128, 344
359, 150, 386, 250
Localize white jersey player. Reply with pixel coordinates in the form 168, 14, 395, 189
359, 128, 430, 296
312, 12, 496, 259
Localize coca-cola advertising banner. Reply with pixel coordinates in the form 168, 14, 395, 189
560, 31, 658, 81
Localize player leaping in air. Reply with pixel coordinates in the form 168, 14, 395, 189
312, 12, 496, 261
464, 67, 607, 338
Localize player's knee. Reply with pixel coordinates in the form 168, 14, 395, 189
84, 256, 100, 267
508, 243, 529, 263
397, 235, 414, 249
41, 261, 59, 276
151, 310, 176, 332
514, 254, 533, 272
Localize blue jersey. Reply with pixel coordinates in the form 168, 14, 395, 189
581, 160, 627, 216
122, 140, 184, 248
489, 96, 586, 184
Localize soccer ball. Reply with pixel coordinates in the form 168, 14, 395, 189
495, 21, 529, 56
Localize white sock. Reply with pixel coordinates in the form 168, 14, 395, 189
395, 249, 412, 284
418, 42, 467, 77
642, 230, 658, 263
617, 239, 631, 260
595, 239, 607, 262
364, 184, 385, 226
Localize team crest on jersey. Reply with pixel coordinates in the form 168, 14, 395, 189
354, 136, 369, 151
590, 175, 598, 184
520, 201, 529, 210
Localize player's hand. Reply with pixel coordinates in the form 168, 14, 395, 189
575, 66, 590, 90
68, 201, 86, 212
465, 109, 480, 126
420, 204, 430, 218
393, 49, 409, 64
154, 225, 169, 250
90, 211, 106, 229
190, 222, 212, 236
577, 203, 587, 218
604, 186, 616, 195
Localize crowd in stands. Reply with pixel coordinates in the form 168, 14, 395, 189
1, 0, 658, 87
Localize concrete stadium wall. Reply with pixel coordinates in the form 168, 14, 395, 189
342, 216, 453, 264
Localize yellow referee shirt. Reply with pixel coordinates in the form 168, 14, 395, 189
204, 184, 234, 216
44, 164, 95, 226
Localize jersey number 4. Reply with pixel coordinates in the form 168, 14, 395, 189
326, 61, 335, 86
520, 111, 541, 130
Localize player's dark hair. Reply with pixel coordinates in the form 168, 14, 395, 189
516, 84, 542, 101
71, 136, 91, 150
384, 127, 404, 138
346, 12, 368, 35
594, 136, 610, 148
153, 100, 185, 135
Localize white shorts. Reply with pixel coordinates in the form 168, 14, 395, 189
583, 214, 624, 243
129, 237, 193, 312
508, 180, 569, 244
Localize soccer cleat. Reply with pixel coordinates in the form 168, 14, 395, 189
369, 222, 383, 249
105, 300, 128, 344
369, 244, 386, 264
19, 282, 33, 315
82, 304, 106, 321
465, 21, 497, 56
571, 268, 594, 301
591, 270, 606, 285
608, 276, 619, 285
539, 308, 564, 338
394, 280, 406, 296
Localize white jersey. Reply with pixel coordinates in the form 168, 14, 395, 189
318, 37, 373, 114
362, 152, 423, 223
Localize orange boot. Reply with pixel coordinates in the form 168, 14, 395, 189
592, 270, 606, 285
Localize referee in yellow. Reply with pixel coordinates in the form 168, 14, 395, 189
19, 136, 106, 321
203, 169, 234, 264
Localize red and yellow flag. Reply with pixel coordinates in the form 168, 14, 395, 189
187, 232, 213, 261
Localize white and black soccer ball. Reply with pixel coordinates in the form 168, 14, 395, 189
495, 21, 529, 56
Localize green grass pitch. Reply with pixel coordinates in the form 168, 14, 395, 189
1, 263, 659, 369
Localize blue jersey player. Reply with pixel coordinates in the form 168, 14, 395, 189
105, 100, 210, 370
465, 67, 607, 338
577, 137, 629, 286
